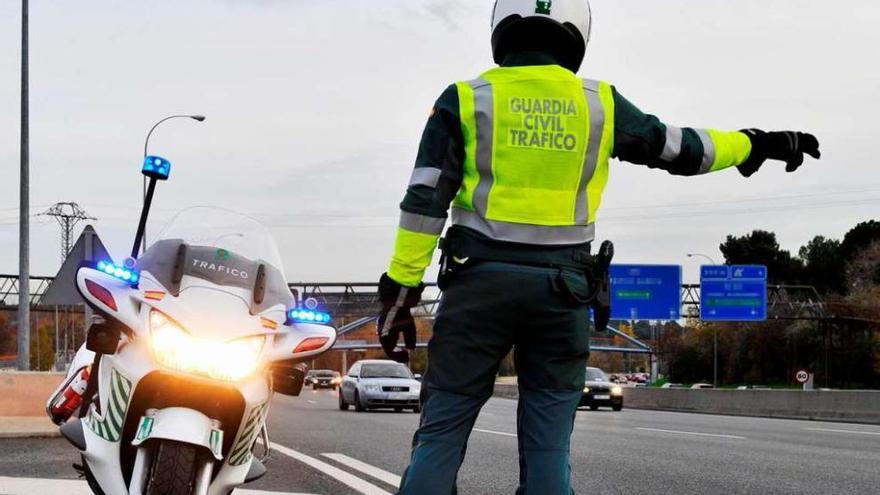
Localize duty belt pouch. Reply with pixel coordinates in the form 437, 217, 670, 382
437, 237, 468, 291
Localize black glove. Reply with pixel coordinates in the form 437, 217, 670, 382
737, 129, 821, 177
377, 273, 424, 364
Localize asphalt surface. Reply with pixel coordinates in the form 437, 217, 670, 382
2, 389, 879, 494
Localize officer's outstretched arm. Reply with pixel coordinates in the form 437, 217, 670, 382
387, 84, 465, 287
377, 85, 465, 363
610, 87, 820, 177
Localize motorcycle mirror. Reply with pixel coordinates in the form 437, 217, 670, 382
86, 319, 125, 355
271, 363, 308, 397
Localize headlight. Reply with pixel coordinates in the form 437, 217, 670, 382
363, 384, 382, 392
611, 386, 623, 396
150, 310, 264, 382
583, 387, 590, 393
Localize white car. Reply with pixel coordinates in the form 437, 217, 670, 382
338, 360, 421, 413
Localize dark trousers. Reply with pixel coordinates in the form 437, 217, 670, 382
399, 262, 591, 494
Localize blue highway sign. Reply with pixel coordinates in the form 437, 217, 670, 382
700, 265, 768, 321
610, 265, 682, 321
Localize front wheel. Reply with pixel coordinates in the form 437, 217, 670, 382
354, 391, 366, 412
145, 440, 200, 495
612, 404, 623, 412
338, 391, 349, 411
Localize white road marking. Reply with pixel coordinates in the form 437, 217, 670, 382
806, 427, 880, 436
321, 453, 402, 487
635, 427, 746, 440
0, 477, 314, 495
473, 427, 517, 438
271, 442, 392, 495
238, 491, 318, 495
307, 400, 317, 404
0, 477, 92, 495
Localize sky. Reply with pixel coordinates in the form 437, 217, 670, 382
1, 0, 879, 284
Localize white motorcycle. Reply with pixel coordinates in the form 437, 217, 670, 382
48, 158, 336, 494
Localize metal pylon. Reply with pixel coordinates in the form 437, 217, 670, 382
41, 202, 96, 262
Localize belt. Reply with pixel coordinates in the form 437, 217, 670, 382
440, 225, 593, 271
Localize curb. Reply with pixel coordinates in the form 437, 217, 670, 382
0, 417, 62, 439
0, 429, 61, 439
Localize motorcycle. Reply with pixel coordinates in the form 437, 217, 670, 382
47, 156, 336, 494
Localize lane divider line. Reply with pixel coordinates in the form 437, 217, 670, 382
635, 427, 746, 440
806, 427, 880, 436
473, 428, 517, 438
321, 453, 402, 487
270, 442, 392, 495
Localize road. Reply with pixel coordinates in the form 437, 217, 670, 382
2, 389, 879, 494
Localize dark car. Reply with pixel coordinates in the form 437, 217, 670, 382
311, 370, 341, 390
579, 367, 623, 411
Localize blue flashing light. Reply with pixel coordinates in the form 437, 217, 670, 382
142, 155, 172, 180
96, 260, 140, 285
287, 309, 332, 325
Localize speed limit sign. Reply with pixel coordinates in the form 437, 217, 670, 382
796, 370, 810, 384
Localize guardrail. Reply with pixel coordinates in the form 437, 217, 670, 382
493, 383, 880, 425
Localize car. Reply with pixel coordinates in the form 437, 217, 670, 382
691, 383, 714, 389
304, 370, 318, 386
579, 367, 623, 411
311, 370, 341, 390
661, 382, 685, 389
339, 359, 421, 413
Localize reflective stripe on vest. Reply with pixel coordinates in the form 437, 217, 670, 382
452, 67, 614, 245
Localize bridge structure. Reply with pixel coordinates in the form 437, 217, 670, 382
2, 275, 876, 356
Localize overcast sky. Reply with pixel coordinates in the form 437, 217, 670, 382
1, 0, 878, 284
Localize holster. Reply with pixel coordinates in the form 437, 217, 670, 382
588, 240, 614, 332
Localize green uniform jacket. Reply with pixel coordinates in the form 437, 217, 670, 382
388, 52, 752, 287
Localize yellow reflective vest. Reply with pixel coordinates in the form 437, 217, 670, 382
387, 64, 752, 287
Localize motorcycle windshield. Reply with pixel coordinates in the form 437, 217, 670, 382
139, 207, 293, 313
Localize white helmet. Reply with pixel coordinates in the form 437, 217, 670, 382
491, 0, 592, 72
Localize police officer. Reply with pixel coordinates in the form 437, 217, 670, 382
376, 1, 821, 493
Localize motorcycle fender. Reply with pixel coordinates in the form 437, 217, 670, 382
131, 407, 224, 461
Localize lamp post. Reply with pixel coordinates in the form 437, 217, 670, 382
140, 115, 205, 253
687, 252, 719, 266
688, 252, 721, 388
18, 0, 30, 370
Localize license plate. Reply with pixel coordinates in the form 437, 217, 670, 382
594, 395, 610, 400
390, 393, 409, 400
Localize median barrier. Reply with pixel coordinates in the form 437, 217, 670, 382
493, 382, 880, 424
0, 371, 64, 416
622, 387, 880, 424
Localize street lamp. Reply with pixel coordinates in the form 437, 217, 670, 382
140, 114, 206, 253
687, 252, 722, 388
687, 253, 719, 266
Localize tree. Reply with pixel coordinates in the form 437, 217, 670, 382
839, 220, 880, 263
799, 236, 845, 294
30, 321, 56, 371
719, 230, 805, 284
0, 311, 14, 356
